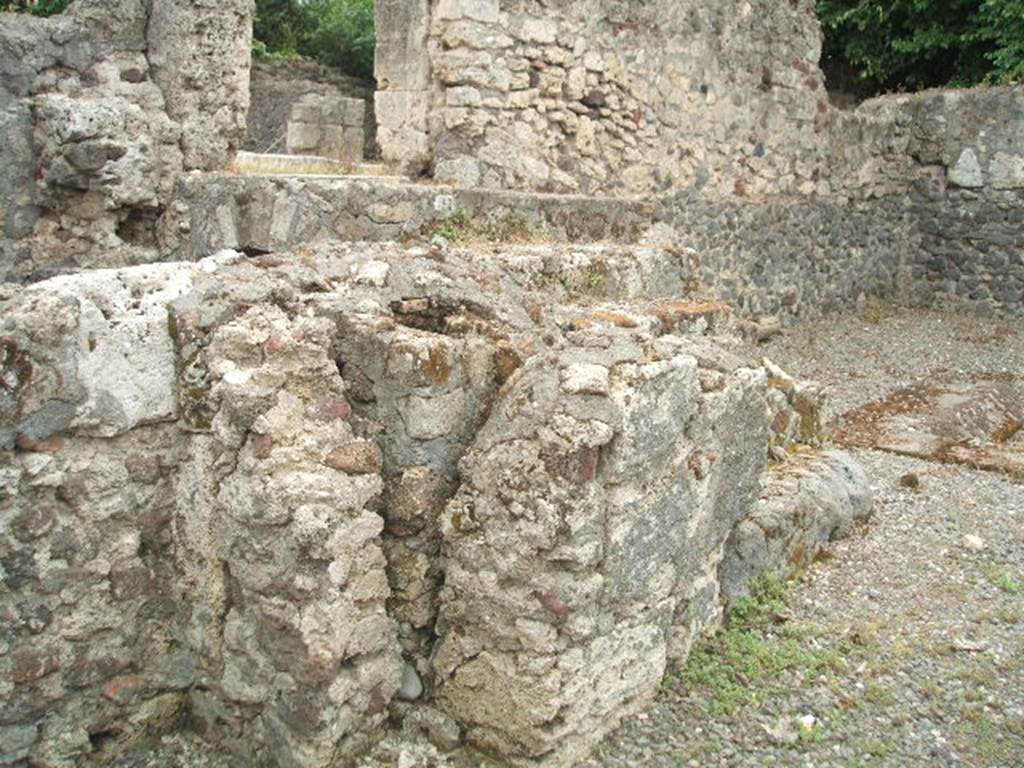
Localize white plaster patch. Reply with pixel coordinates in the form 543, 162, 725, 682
948, 148, 984, 188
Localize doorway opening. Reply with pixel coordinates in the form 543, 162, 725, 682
245, 0, 378, 164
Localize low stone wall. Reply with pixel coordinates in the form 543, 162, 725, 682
163, 175, 919, 322
868, 87, 1024, 317
163, 175, 656, 259
0, 242, 871, 766
655, 192, 917, 319
911, 184, 1024, 315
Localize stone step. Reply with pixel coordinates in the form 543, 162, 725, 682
230, 151, 401, 179
171, 174, 656, 259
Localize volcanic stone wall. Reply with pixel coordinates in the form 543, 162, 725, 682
0, 0, 253, 284
7, 3, 1020, 766
0, 242, 873, 766
378, 0, 836, 196
370, 0, 1021, 316
886, 88, 1024, 315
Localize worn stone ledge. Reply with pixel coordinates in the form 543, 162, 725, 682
163, 174, 656, 260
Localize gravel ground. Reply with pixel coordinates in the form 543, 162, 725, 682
95, 308, 1024, 768
579, 307, 1024, 768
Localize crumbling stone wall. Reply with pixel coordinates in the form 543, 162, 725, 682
286, 94, 367, 164
0, 242, 872, 766
0, 0, 253, 284
165, 173, 918, 323
883, 88, 1024, 315
0, 265, 208, 765
0, 2, 1019, 765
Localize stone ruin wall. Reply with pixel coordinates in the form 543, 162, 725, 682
379, 0, 838, 197
877, 89, 1024, 312
0, 240, 872, 766
1, 0, 1020, 315
0, 0, 1022, 766
0, 0, 254, 285
370, 0, 1022, 315
245, 59, 377, 158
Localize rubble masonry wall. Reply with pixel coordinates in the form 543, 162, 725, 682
0, 0, 253, 285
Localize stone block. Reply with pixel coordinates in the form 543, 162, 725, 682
948, 148, 984, 188
435, 327, 770, 763
376, 91, 431, 168
290, 100, 323, 125
375, 0, 431, 90
990, 152, 1024, 190
340, 97, 367, 127
435, 0, 500, 23
286, 121, 321, 154
0, 262, 203, 445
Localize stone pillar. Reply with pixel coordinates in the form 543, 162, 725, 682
147, 0, 255, 171
374, 0, 432, 172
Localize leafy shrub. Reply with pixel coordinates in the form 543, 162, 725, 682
303, 0, 375, 80
980, 0, 1024, 82
252, 0, 311, 58
1, 0, 73, 14
254, 0, 375, 81
251, 38, 301, 62
818, 0, 1024, 93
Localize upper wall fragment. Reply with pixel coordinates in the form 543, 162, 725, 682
0, 0, 254, 284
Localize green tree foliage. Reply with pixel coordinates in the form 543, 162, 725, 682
980, 0, 1024, 82
1, 0, 73, 14
818, 0, 1024, 92
252, 0, 314, 57
303, 0, 375, 80
253, 0, 375, 81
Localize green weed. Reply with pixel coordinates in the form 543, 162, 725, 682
672, 576, 844, 715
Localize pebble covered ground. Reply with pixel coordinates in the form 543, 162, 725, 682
93, 308, 1024, 768
579, 307, 1024, 768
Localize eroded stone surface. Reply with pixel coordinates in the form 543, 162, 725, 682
0, 0, 253, 283
834, 375, 1024, 479
4, 2, 1019, 766
434, 335, 769, 763
719, 450, 874, 603
0, 241, 871, 766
